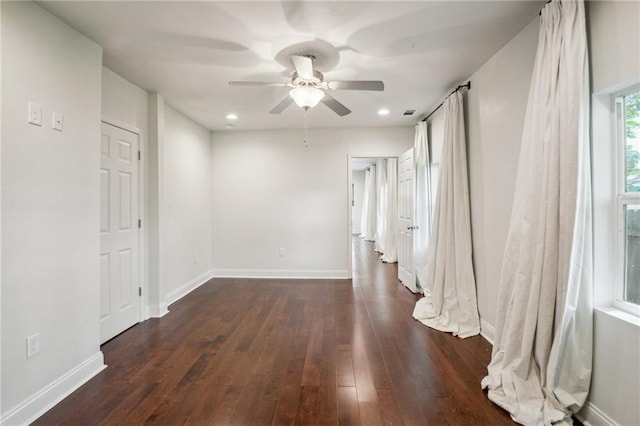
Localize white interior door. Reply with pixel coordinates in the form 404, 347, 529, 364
398, 148, 417, 291
100, 122, 140, 343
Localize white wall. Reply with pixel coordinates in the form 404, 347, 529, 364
1, 2, 105, 423
163, 106, 213, 303
466, 18, 538, 335
351, 170, 366, 235
102, 68, 149, 134
586, 2, 640, 425
211, 127, 413, 278
0, 2, 3, 417
589, 1, 639, 95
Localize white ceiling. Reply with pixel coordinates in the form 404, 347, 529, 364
39, 1, 543, 131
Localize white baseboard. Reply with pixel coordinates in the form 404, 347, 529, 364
148, 301, 169, 318
576, 401, 618, 426
479, 317, 495, 344
166, 270, 214, 307
211, 269, 350, 279
0, 352, 106, 426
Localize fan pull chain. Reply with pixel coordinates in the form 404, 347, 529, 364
303, 108, 309, 148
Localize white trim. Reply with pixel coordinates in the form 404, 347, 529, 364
596, 306, 640, 328
166, 270, 214, 307
148, 302, 169, 318
576, 401, 618, 426
101, 116, 141, 135
0, 352, 105, 426
211, 269, 350, 279
479, 317, 495, 344
613, 87, 640, 317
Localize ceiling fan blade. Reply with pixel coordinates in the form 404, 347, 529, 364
291, 55, 314, 80
269, 96, 294, 114
328, 81, 385, 91
229, 81, 289, 87
321, 94, 351, 117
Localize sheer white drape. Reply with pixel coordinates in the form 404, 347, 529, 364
358, 158, 398, 262
360, 169, 371, 237
381, 158, 398, 263
481, 1, 592, 424
361, 165, 377, 241
413, 122, 431, 290
412, 90, 480, 339
374, 159, 387, 252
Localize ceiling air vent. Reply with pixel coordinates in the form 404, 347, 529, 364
402, 109, 416, 116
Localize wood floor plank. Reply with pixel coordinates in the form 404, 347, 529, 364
34, 237, 514, 426
336, 344, 356, 387
337, 386, 360, 426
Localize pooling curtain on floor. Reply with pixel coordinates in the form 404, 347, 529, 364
413, 122, 431, 291
412, 89, 480, 338
360, 164, 376, 241
481, 1, 593, 424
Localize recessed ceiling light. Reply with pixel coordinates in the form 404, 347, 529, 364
225, 124, 235, 129
378, 108, 390, 116
226, 113, 238, 120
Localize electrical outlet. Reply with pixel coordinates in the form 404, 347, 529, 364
279, 248, 286, 257
26, 333, 40, 358
192, 253, 198, 264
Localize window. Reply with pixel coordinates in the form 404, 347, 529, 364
616, 87, 640, 314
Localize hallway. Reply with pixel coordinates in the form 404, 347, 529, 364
35, 238, 511, 425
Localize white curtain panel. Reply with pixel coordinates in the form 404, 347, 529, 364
481, 1, 593, 424
413, 122, 432, 290
360, 169, 371, 237
374, 159, 387, 252
412, 90, 480, 339
362, 164, 377, 241
381, 158, 399, 263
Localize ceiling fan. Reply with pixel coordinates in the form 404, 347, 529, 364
229, 55, 384, 117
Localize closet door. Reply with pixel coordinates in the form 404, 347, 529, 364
100, 122, 140, 343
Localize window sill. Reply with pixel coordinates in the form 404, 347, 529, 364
595, 306, 640, 328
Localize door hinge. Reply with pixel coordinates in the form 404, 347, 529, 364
138, 219, 142, 229
138, 287, 142, 297
138, 151, 141, 161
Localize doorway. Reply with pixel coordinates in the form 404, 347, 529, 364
348, 156, 399, 278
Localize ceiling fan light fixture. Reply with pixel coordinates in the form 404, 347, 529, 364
289, 86, 324, 109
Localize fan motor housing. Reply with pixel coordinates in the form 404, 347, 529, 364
292, 70, 324, 87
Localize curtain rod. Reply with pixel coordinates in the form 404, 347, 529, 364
539, 0, 552, 16
421, 81, 471, 123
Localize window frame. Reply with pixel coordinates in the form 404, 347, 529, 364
614, 85, 640, 317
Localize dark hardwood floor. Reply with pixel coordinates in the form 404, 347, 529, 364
34, 237, 512, 425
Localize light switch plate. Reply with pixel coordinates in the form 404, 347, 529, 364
28, 102, 43, 126
52, 112, 64, 132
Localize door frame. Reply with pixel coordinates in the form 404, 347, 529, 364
347, 154, 399, 279
101, 116, 145, 324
